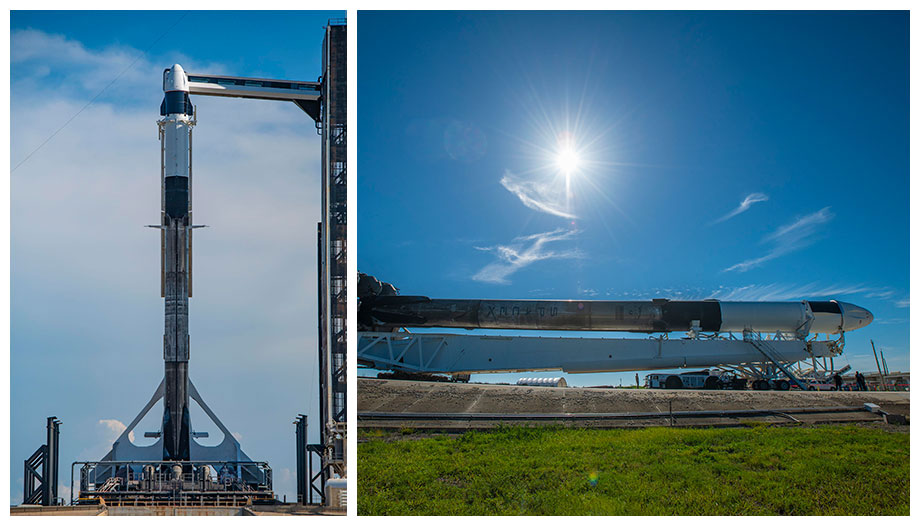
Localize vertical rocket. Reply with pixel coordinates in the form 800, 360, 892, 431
158, 64, 194, 461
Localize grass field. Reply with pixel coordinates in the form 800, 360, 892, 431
358, 424, 909, 515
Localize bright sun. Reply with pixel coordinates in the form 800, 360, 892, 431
556, 146, 580, 174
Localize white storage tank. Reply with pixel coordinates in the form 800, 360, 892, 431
516, 377, 567, 387
325, 478, 347, 509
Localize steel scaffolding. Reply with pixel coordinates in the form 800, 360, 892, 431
317, 20, 347, 490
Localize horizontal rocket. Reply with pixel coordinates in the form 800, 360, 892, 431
360, 296, 874, 335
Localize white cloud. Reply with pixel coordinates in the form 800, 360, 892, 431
10, 28, 228, 105
11, 29, 319, 327
473, 229, 582, 284
500, 170, 576, 219
99, 418, 135, 443
711, 192, 768, 224
724, 207, 833, 272
896, 299, 909, 308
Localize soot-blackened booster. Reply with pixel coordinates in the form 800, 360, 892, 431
159, 64, 194, 462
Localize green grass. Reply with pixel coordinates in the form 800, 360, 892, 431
358, 424, 909, 515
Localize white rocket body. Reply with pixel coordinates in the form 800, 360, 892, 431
159, 64, 194, 461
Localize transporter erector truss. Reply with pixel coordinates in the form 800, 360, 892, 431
356, 274, 874, 389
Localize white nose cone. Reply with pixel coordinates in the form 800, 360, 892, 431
839, 302, 874, 332
164, 63, 189, 93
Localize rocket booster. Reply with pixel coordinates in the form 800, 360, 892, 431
159, 64, 193, 461
361, 297, 874, 335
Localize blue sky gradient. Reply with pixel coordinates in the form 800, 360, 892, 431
11, 10, 342, 503
357, 11, 909, 386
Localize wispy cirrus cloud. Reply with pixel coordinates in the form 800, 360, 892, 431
711, 192, 768, 224
500, 170, 575, 219
724, 207, 834, 272
473, 229, 582, 284
602, 282, 900, 305
708, 283, 892, 302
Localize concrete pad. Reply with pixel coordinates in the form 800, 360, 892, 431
360, 378, 909, 414
358, 378, 909, 430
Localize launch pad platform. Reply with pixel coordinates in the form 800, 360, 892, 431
11, 504, 344, 516
72, 460, 274, 507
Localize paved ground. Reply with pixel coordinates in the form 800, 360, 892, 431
10, 504, 345, 516
358, 377, 910, 430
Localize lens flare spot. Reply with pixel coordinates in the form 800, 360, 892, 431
588, 471, 599, 487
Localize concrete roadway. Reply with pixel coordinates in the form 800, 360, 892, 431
358, 377, 909, 431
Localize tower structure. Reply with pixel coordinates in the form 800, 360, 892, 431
317, 20, 348, 487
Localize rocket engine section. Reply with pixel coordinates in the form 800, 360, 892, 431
158, 64, 194, 462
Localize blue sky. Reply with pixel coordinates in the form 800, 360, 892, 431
10, 10, 342, 503
357, 11, 909, 386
